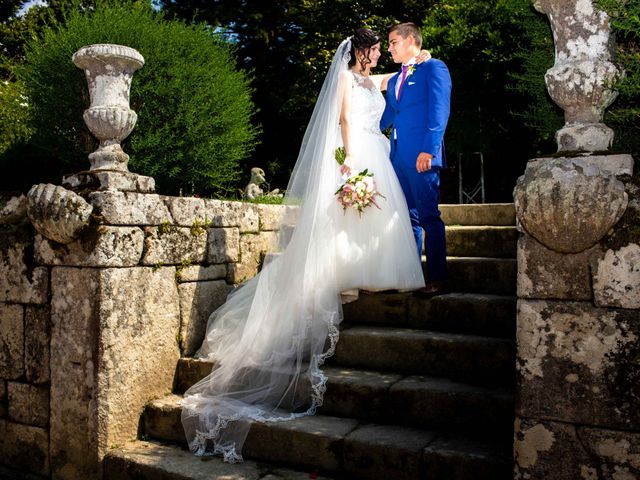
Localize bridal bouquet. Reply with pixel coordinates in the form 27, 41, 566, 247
335, 170, 383, 215
334, 147, 385, 215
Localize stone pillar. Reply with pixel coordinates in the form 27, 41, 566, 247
20, 44, 177, 480
533, 0, 620, 152
49, 265, 180, 480
514, 2, 640, 477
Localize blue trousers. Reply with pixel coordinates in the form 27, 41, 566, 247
392, 163, 447, 283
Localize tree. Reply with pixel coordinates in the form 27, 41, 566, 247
159, 0, 438, 186
598, 0, 640, 155
1, 0, 82, 78
159, 0, 574, 200
3, 0, 259, 194
0, 0, 23, 22
421, 0, 563, 200
0, 1, 95, 188
507, 5, 564, 148
0, 78, 32, 155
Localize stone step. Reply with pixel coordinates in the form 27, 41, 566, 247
441, 257, 516, 295
174, 357, 218, 395
104, 440, 336, 480
174, 330, 515, 392
343, 291, 516, 338
173, 360, 513, 434
143, 395, 512, 480
445, 226, 518, 258
440, 203, 516, 226
334, 326, 515, 386
318, 367, 513, 434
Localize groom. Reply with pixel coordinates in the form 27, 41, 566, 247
380, 22, 452, 297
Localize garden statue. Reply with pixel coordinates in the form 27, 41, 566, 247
243, 167, 281, 199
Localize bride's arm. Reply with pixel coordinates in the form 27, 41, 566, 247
370, 49, 432, 91
370, 73, 394, 92
338, 71, 354, 175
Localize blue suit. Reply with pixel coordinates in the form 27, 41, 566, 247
380, 58, 452, 282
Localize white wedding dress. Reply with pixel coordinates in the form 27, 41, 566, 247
181, 38, 424, 463
334, 70, 423, 293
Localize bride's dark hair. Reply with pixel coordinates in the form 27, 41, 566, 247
348, 28, 380, 69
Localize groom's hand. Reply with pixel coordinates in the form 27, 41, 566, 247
416, 152, 433, 173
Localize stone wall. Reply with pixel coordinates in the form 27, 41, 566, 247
0, 190, 287, 479
0, 194, 51, 478
514, 155, 640, 479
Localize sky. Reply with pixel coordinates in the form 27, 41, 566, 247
17, 0, 49, 17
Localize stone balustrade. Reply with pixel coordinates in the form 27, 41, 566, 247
0, 190, 289, 479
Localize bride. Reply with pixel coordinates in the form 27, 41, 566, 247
181, 28, 425, 462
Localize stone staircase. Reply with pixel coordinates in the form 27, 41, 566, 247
104, 203, 517, 480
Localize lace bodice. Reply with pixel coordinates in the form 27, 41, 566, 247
350, 72, 386, 136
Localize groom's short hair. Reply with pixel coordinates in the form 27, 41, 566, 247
388, 23, 422, 49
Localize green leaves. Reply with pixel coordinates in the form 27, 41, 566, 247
421, 0, 560, 159
7, 0, 259, 195
0, 78, 33, 155
159, 0, 438, 188
598, 0, 640, 154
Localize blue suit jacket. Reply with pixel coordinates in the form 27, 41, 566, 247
380, 58, 452, 169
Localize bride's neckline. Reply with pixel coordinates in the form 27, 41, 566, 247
350, 69, 377, 92
350, 68, 370, 78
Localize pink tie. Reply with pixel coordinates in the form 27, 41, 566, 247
397, 65, 409, 99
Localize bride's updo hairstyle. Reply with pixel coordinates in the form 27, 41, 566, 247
348, 28, 381, 69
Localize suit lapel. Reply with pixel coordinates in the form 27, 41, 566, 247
388, 71, 401, 106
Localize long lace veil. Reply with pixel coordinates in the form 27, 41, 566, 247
181, 38, 353, 462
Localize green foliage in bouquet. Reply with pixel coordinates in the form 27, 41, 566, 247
334, 146, 346, 166
9, 0, 259, 194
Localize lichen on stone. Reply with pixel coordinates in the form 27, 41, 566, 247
517, 300, 638, 381
515, 420, 556, 469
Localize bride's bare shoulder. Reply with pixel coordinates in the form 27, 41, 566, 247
339, 69, 354, 81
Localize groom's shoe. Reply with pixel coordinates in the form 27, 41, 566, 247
414, 281, 449, 299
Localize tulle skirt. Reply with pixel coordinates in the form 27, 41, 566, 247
333, 129, 424, 292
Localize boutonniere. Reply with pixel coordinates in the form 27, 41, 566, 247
407, 65, 416, 76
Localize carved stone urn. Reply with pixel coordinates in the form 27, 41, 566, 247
516, 1, 632, 253
64, 44, 155, 192
533, 0, 621, 152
